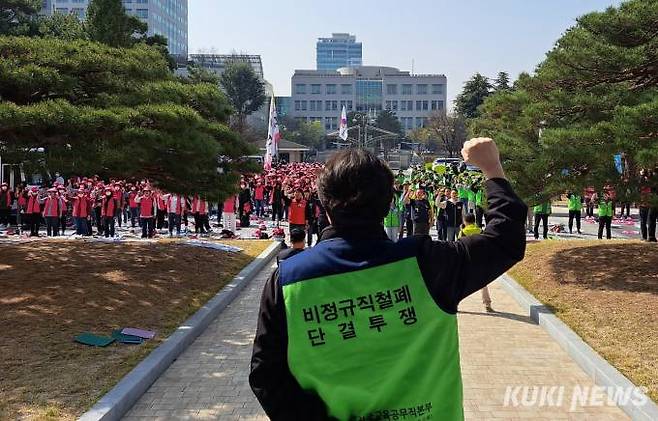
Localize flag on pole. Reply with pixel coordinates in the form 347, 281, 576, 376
339, 105, 348, 141
264, 96, 281, 170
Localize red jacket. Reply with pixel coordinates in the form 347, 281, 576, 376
138, 196, 155, 218
101, 197, 118, 217
72, 195, 90, 218
192, 196, 208, 214
166, 195, 185, 215
27, 195, 41, 214
289, 199, 307, 225
128, 192, 138, 208
0, 190, 12, 209
42, 197, 61, 217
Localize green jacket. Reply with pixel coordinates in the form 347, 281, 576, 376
533, 202, 552, 215
598, 200, 613, 217
568, 195, 582, 212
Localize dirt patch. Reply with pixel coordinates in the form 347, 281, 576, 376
509, 240, 658, 403
0, 239, 270, 420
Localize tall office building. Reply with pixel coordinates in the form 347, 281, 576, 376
187, 54, 265, 79
40, 0, 188, 58
290, 65, 447, 133
316, 33, 362, 71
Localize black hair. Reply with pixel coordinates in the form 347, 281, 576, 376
317, 149, 394, 222
463, 213, 476, 224
290, 228, 306, 243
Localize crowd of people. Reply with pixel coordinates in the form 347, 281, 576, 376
0, 176, 211, 239
1, 162, 656, 245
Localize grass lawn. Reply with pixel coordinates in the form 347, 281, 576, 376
509, 240, 657, 403
0, 239, 271, 421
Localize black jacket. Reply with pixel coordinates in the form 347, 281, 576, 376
249, 178, 527, 420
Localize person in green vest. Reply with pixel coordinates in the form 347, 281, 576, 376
598, 191, 614, 240
466, 188, 477, 214
475, 188, 487, 228
458, 213, 493, 312
249, 138, 527, 421
533, 201, 552, 240
457, 183, 469, 210
384, 194, 403, 242
567, 191, 583, 234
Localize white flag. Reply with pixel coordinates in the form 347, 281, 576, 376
339, 105, 348, 141
265, 96, 281, 169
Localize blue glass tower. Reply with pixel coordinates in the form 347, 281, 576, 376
316, 33, 362, 71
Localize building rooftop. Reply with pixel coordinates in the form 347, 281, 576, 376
293, 66, 446, 79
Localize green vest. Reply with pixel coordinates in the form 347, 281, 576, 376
283, 257, 464, 421
533, 202, 551, 215
475, 190, 485, 208
458, 224, 482, 238
568, 195, 582, 211
457, 188, 468, 199
598, 200, 613, 217
384, 207, 401, 228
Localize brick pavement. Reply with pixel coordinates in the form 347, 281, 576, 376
123, 260, 629, 420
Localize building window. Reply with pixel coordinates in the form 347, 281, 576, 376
325, 100, 338, 111
301, 100, 308, 111
326, 84, 337, 95
295, 84, 306, 95
400, 117, 414, 130
71, 7, 85, 18
310, 101, 317, 111
294, 101, 301, 111
325, 117, 338, 131
400, 100, 413, 111
432, 84, 443, 95
416, 117, 428, 128
431, 100, 444, 110
339, 100, 353, 111
386, 84, 398, 95
422, 100, 429, 111
385, 100, 400, 111
341, 84, 353, 95
416, 84, 428, 95
416, 101, 422, 111
55, 7, 68, 13
311, 84, 321, 94
402, 84, 413, 95
135, 8, 148, 18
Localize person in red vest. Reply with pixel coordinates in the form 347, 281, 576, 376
112, 183, 124, 228
222, 194, 237, 233
128, 186, 140, 228
192, 195, 210, 234
156, 191, 167, 230
254, 180, 265, 218
57, 186, 69, 235
16, 185, 27, 233
26, 186, 43, 236
136, 187, 156, 238
0, 182, 13, 228
42, 188, 62, 236
288, 190, 307, 235
101, 187, 119, 238
165, 193, 186, 236
71, 187, 90, 235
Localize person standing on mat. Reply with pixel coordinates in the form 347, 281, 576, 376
533, 201, 551, 240
136, 187, 156, 238
597, 191, 613, 240
567, 191, 583, 234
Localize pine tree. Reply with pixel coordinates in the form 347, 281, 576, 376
454, 73, 492, 119
493, 71, 511, 92
86, 0, 146, 48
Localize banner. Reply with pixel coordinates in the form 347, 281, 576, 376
265, 96, 281, 170
339, 105, 348, 141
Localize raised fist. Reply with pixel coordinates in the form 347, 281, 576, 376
461, 137, 506, 180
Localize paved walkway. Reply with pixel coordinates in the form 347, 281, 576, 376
124, 260, 629, 420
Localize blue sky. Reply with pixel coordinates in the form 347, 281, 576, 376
188, 0, 622, 106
